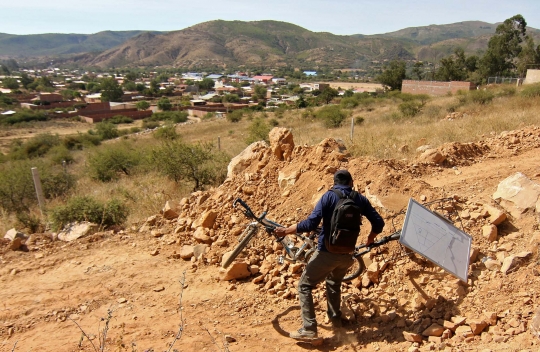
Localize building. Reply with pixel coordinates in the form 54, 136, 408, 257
401, 80, 475, 96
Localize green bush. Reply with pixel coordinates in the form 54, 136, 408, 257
153, 124, 179, 140
142, 120, 160, 129
62, 133, 101, 150
226, 109, 243, 123
246, 118, 271, 144
49, 196, 129, 231
469, 90, 494, 104
340, 97, 359, 109
151, 140, 228, 191
355, 116, 365, 125
520, 83, 540, 98
497, 86, 516, 97
269, 118, 279, 127
47, 145, 74, 165
91, 122, 119, 140
0, 159, 75, 213
87, 142, 142, 182
398, 101, 423, 118
107, 115, 134, 124
9, 133, 61, 160
1, 110, 48, 125
146, 111, 188, 123
315, 105, 348, 128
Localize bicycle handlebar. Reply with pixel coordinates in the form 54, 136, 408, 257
233, 198, 283, 232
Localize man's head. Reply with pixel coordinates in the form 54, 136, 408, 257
334, 169, 353, 186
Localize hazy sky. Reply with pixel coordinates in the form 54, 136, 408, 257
2, 0, 540, 36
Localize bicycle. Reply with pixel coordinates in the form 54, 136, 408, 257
223, 198, 365, 281
223, 197, 458, 282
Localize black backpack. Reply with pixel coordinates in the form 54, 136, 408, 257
325, 189, 362, 254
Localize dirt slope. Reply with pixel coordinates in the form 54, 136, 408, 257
1, 126, 540, 352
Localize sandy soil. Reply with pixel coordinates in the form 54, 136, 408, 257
1, 126, 540, 352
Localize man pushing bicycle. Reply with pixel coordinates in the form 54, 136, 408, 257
274, 169, 385, 341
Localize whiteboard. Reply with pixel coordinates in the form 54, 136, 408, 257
399, 198, 472, 282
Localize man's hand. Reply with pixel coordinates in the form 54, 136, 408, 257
366, 231, 377, 246
274, 224, 297, 237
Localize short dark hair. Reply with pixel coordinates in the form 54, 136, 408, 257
334, 169, 353, 185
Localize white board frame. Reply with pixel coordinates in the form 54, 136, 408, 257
399, 198, 472, 282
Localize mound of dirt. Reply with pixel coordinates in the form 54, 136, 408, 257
2, 126, 540, 351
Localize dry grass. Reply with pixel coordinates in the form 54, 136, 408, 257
2, 85, 539, 233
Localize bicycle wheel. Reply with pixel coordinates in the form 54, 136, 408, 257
222, 225, 259, 268
343, 256, 365, 282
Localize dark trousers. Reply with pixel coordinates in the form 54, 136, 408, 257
297, 250, 354, 332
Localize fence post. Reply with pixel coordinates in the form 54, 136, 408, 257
218, 136, 221, 151
31, 167, 45, 215
350, 117, 354, 141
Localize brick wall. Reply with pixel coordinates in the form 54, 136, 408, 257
81, 110, 152, 123
525, 69, 540, 85
402, 80, 476, 96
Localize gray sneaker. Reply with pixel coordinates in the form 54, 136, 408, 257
289, 328, 318, 341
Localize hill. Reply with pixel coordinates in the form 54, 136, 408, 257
3, 19, 540, 69
0, 30, 162, 57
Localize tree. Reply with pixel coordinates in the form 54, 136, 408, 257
318, 87, 339, 104
100, 77, 123, 102
123, 81, 137, 92
434, 48, 468, 81
136, 100, 150, 110
222, 94, 240, 103
151, 140, 228, 191
20, 73, 33, 89
479, 14, 528, 77
411, 62, 424, 80
517, 36, 540, 77
197, 78, 215, 91
377, 60, 407, 90
252, 84, 267, 101
157, 97, 172, 111
2, 77, 19, 89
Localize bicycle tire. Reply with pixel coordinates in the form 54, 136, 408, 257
222, 225, 259, 268
343, 256, 365, 282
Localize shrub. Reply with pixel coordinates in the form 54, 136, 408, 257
399, 101, 423, 118
147, 111, 188, 123
92, 122, 119, 140
62, 133, 101, 150
2, 110, 48, 125
142, 120, 160, 129
0, 159, 75, 213
226, 109, 243, 123
87, 142, 142, 182
151, 140, 228, 191
315, 105, 348, 128
49, 196, 129, 231
355, 116, 365, 125
469, 90, 494, 104
154, 124, 178, 140
9, 133, 61, 160
47, 145, 74, 165
340, 97, 359, 109
246, 118, 271, 144
106, 115, 134, 124
520, 83, 540, 98
157, 97, 172, 111
269, 118, 279, 127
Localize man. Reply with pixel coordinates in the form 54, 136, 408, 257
275, 169, 385, 341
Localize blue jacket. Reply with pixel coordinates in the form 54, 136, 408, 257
296, 184, 385, 251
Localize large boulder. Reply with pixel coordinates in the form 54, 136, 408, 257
220, 262, 251, 281
492, 172, 540, 218
278, 169, 301, 190
227, 141, 268, 179
418, 149, 446, 164
58, 222, 98, 242
269, 127, 294, 161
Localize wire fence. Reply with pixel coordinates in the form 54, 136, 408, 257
487, 77, 521, 85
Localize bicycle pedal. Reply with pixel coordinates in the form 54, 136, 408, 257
277, 256, 284, 265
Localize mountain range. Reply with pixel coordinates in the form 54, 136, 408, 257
1, 20, 539, 69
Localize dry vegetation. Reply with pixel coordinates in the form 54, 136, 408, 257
1, 84, 539, 235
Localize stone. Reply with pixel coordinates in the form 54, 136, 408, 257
227, 141, 268, 179
492, 172, 540, 218
278, 169, 301, 190
418, 149, 446, 164
192, 244, 208, 260
221, 262, 251, 281
58, 222, 98, 242
193, 227, 212, 244
4, 228, 27, 241
225, 335, 236, 343
483, 205, 507, 225
484, 258, 501, 271
180, 245, 194, 260
422, 323, 445, 337
443, 320, 458, 331
454, 325, 473, 338
482, 312, 498, 326
162, 201, 179, 220
195, 210, 218, 229
501, 256, 518, 274
269, 127, 295, 161
470, 247, 480, 263
482, 225, 498, 242
403, 331, 423, 342
530, 307, 540, 340
10, 237, 22, 250
153, 286, 165, 292
469, 319, 488, 335
366, 261, 380, 284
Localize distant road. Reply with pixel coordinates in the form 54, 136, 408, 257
327, 82, 383, 92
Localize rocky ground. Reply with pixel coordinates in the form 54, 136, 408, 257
1, 126, 540, 352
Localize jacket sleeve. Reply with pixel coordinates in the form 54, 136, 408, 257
296, 192, 328, 233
